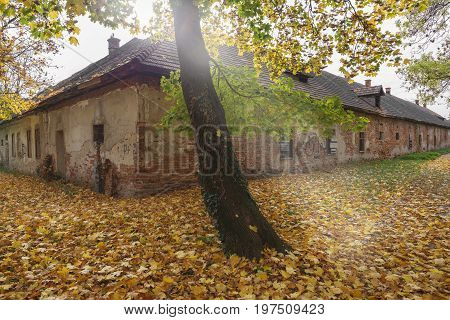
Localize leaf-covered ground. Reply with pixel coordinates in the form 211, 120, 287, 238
0, 156, 449, 299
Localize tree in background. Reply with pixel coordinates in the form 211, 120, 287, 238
399, 0, 449, 108
0, 8, 59, 120
0, 0, 426, 257
0, 0, 138, 121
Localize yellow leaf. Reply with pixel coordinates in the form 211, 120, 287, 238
215, 283, 227, 293
257, 272, 268, 281
402, 274, 413, 283
191, 285, 206, 296
69, 36, 79, 46
97, 242, 106, 250
229, 254, 240, 268
162, 276, 174, 284
286, 266, 296, 275
331, 287, 343, 295
57, 267, 70, 279
249, 225, 258, 233
127, 278, 138, 287
280, 270, 290, 279
385, 274, 399, 282
48, 10, 59, 20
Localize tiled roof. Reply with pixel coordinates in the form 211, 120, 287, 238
24, 38, 450, 129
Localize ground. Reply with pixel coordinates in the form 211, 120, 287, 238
0, 155, 448, 299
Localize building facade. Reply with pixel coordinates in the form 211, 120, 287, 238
0, 38, 449, 196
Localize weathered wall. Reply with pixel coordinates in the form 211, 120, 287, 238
0, 85, 141, 195
1, 77, 449, 198
336, 113, 449, 163
0, 115, 41, 174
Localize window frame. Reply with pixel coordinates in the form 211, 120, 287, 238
358, 132, 365, 153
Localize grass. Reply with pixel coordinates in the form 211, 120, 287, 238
396, 147, 450, 161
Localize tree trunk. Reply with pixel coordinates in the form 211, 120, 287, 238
171, 0, 290, 258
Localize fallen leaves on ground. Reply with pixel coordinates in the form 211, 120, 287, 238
0, 156, 448, 299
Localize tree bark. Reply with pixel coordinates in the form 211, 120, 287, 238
170, 0, 290, 258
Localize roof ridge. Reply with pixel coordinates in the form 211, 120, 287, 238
24, 40, 450, 128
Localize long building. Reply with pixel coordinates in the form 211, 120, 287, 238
0, 37, 449, 196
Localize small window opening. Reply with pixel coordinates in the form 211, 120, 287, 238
395, 132, 399, 140
408, 134, 413, 150
326, 130, 337, 155
93, 124, 104, 144
359, 132, 365, 153
279, 140, 293, 159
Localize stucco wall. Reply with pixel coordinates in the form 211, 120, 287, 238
0, 85, 141, 194
1, 77, 449, 198
0, 115, 41, 174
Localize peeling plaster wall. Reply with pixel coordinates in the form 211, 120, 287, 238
0, 115, 41, 174
1, 77, 449, 198
0, 85, 140, 195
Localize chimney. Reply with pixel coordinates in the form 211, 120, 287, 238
415, 99, 420, 105
365, 79, 372, 87
107, 34, 120, 55
385, 87, 391, 95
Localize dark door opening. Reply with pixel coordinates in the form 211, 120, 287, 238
55, 130, 66, 177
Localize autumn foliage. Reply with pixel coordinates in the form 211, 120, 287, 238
0, 156, 448, 299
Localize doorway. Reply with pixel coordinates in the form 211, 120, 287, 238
55, 130, 66, 177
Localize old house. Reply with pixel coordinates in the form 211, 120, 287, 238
0, 37, 449, 196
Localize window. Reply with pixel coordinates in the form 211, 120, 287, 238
395, 132, 400, 140
419, 134, 422, 147
0, 139, 3, 146
378, 131, 384, 140
359, 132, 365, 153
35, 127, 41, 159
434, 135, 436, 148
11, 133, 15, 157
326, 130, 337, 155
16, 132, 20, 157
427, 134, 429, 150
279, 140, 293, 159
93, 124, 104, 144
408, 134, 412, 150
26, 130, 32, 158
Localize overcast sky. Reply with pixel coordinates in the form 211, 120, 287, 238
47, 2, 448, 119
